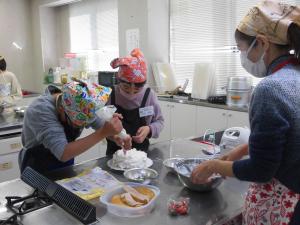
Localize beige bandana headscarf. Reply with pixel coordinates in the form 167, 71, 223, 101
0, 56, 4, 60
237, 0, 300, 45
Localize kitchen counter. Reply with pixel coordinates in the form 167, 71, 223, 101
0, 112, 23, 135
158, 96, 249, 113
0, 136, 249, 225
0, 96, 40, 136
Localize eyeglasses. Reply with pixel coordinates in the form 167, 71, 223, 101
118, 79, 146, 88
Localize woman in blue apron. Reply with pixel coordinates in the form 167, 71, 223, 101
191, 1, 300, 224
19, 81, 123, 174
106, 48, 164, 156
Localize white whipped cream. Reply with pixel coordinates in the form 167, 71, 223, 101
111, 148, 148, 169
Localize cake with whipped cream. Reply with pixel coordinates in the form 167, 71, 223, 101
111, 148, 150, 169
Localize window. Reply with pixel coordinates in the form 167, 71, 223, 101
67, 0, 118, 72
170, 0, 299, 94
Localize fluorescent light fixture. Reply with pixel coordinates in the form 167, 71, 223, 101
41, 0, 82, 7
12, 42, 22, 50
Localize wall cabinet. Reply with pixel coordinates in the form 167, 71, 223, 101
154, 100, 249, 143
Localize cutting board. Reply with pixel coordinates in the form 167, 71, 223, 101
191, 63, 216, 100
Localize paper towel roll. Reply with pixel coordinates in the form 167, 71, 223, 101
191, 63, 216, 100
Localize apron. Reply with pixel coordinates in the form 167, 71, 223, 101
242, 57, 300, 225
106, 87, 151, 156
0, 73, 11, 97
243, 179, 300, 225
20, 98, 82, 174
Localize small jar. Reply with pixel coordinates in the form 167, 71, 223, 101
61, 73, 68, 84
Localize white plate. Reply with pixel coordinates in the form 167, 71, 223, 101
107, 158, 153, 171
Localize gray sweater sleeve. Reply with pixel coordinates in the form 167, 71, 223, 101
233, 79, 291, 182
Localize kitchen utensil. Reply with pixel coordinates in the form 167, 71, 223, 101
191, 63, 216, 100
220, 127, 250, 151
99, 182, 160, 217
151, 63, 177, 93
107, 158, 153, 171
174, 158, 223, 192
163, 157, 183, 173
226, 76, 252, 107
123, 168, 158, 184
13, 106, 28, 117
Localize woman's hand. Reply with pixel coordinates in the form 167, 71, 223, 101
114, 135, 132, 150
101, 117, 123, 137
191, 160, 216, 184
219, 144, 248, 161
132, 126, 151, 143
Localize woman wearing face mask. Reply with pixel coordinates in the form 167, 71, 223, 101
191, 1, 300, 224
106, 48, 164, 156
0, 56, 22, 104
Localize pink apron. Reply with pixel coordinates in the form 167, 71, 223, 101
242, 179, 300, 225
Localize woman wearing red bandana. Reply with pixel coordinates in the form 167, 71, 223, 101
106, 48, 164, 155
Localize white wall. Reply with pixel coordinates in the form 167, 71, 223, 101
30, 0, 169, 92
118, 0, 169, 87
0, 0, 35, 91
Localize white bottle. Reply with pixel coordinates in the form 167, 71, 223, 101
53, 67, 61, 84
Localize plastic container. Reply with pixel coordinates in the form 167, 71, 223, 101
99, 182, 160, 217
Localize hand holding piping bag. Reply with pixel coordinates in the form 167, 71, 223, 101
97, 105, 131, 153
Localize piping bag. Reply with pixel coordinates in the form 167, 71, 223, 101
96, 105, 129, 153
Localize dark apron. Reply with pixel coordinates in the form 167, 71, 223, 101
20, 114, 82, 174
106, 87, 151, 156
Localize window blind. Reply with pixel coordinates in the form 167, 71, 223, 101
67, 0, 118, 72
170, 0, 299, 94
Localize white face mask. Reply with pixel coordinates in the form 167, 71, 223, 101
240, 39, 267, 78
119, 87, 140, 100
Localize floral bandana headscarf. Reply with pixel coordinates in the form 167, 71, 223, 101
62, 81, 111, 127
237, 0, 300, 45
110, 48, 147, 83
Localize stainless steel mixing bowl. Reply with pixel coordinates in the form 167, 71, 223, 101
174, 158, 223, 192
124, 168, 158, 184
163, 157, 183, 173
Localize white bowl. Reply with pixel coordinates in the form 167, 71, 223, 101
100, 182, 160, 217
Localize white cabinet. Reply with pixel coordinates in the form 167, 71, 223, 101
155, 100, 249, 143
170, 102, 197, 139
154, 101, 171, 142
0, 134, 23, 182
154, 101, 197, 143
196, 107, 227, 136
196, 106, 249, 136
75, 128, 106, 164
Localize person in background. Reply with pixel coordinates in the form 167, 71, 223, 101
19, 80, 126, 174
106, 48, 164, 156
191, 1, 300, 224
0, 56, 22, 104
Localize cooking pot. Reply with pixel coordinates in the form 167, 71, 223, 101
226, 76, 252, 108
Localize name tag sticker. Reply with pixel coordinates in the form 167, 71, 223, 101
139, 106, 154, 117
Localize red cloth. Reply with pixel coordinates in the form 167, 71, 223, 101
110, 48, 147, 83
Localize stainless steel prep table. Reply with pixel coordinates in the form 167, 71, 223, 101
0, 137, 249, 225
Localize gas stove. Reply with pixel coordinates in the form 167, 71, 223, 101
0, 167, 98, 225
0, 189, 52, 225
